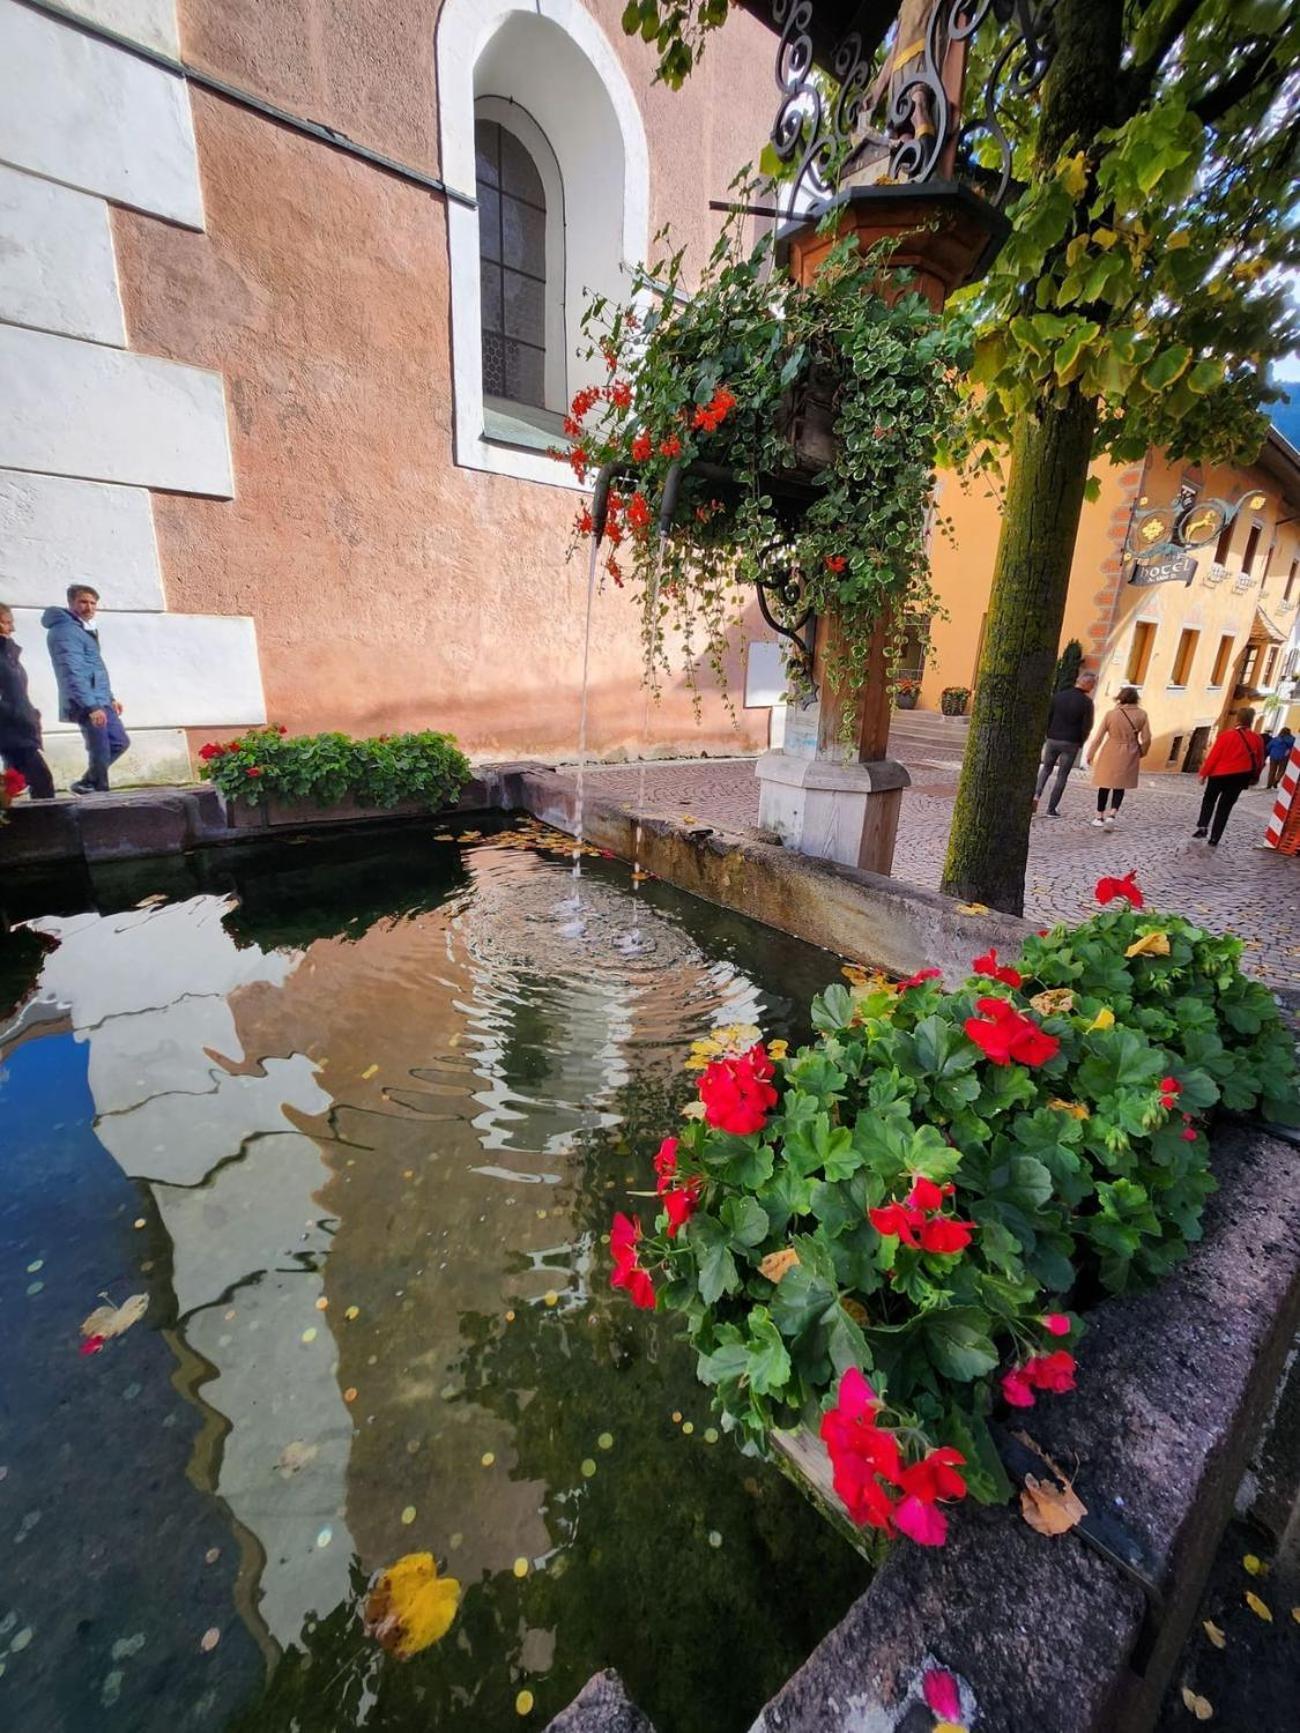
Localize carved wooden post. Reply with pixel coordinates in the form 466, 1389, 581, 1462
755, 184, 1004, 875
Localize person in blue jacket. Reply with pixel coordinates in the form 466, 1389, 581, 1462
1267, 725, 1296, 790
42, 584, 130, 794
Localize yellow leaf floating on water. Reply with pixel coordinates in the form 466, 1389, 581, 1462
933, 1724, 965, 1733
457, 831, 482, 843
361, 1064, 379, 1081
1244, 1590, 1272, 1621
1125, 930, 1171, 959
516, 1690, 535, 1716
1179, 1685, 1213, 1721
1088, 1007, 1116, 1033
81, 1293, 148, 1343
956, 902, 990, 915
1243, 1553, 1267, 1577
1202, 1620, 1226, 1649
1020, 1471, 1086, 1536
363, 1553, 461, 1659
758, 1248, 800, 1284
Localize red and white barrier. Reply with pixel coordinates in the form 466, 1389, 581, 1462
1264, 743, 1300, 854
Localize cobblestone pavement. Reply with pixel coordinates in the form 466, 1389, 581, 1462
578, 743, 1300, 1000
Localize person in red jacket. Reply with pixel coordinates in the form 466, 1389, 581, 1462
1194, 708, 1265, 845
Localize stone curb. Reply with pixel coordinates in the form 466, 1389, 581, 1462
505, 766, 1032, 987
543, 1669, 656, 1733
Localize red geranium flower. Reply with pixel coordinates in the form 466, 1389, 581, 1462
653, 1135, 678, 1187
1096, 870, 1144, 909
1042, 1312, 1071, 1336
1182, 1125, 1198, 1142
824, 554, 848, 574
630, 430, 652, 462
570, 385, 600, 421
692, 385, 737, 433
964, 997, 1059, 1067
972, 946, 1023, 989
606, 379, 633, 410
197, 743, 223, 762
1002, 1349, 1077, 1407
246, 766, 264, 778
661, 1184, 700, 1239
897, 967, 942, 992
697, 1043, 778, 1136
609, 1212, 655, 1310
659, 434, 682, 458
906, 1176, 952, 1213
568, 445, 589, 481
899, 1445, 967, 1506
868, 1200, 922, 1247
918, 1216, 974, 1255
1158, 1076, 1181, 1108
626, 491, 653, 534
576, 508, 596, 536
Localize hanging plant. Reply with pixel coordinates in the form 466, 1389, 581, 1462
559, 194, 971, 719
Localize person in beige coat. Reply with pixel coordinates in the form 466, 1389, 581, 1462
1084, 686, 1151, 827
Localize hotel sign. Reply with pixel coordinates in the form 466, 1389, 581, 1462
1129, 553, 1197, 587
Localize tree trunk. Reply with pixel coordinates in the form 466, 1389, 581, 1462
940, 0, 1125, 913
941, 390, 1097, 910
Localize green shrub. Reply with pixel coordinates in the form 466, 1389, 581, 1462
608, 884, 1298, 1544
1055, 638, 1084, 690
198, 726, 472, 812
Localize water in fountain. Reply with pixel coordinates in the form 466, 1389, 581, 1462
621, 541, 667, 958
558, 534, 603, 937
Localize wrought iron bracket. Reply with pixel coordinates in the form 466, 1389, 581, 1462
766, 0, 1060, 216
754, 561, 817, 682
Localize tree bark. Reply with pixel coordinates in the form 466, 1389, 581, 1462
940, 390, 1098, 910
940, 0, 1125, 913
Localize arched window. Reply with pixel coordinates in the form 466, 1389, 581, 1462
437, 0, 650, 487
476, 118, 548, 410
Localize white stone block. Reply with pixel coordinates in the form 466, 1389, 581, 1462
0, 165, 125, 344
38, 723, 193, 787
0, 325, 233, 495
10, 607, 265, 730
0, 470, 163, 608
60, 1, 180, 59
0, 1, 202, 228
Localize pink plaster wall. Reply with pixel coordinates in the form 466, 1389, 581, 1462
116, 2, 779, 759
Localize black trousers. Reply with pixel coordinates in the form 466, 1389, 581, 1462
1196, 772, 1252, 843
0, 735, 55, 800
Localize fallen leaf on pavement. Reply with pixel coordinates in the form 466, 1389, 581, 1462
1020, 1471, 1086, 1536
1245, 1590, 1272, 1621
1202, 1620, 1225, 1649
363, 1553, 460, 1658
955, 902, 990, 915
1243, 1553, 1267, 1577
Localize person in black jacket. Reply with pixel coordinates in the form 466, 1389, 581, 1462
0, 604, 56, 800
1032, 669, 1096, 817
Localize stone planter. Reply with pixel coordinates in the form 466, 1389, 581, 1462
225, 792, 435, 832
940, 687, 970, 716
895, 689, 919, 711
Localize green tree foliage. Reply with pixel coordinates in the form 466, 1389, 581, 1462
1054, 638, 1084, 690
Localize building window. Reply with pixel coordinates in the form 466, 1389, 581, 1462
476, 118, 549, 409
1169, 628, 1199, 687
1214, 516, 1234, 565
1167, 733, 1184, 765
1241, 520, 1263, 575
1264, 646, 1279, 685
1241, 644, 1260, 687
1286, 559, 1298, 604
436, 0, 650, 487
1209, 633, 1234, 686
1127, 620, 1157, 685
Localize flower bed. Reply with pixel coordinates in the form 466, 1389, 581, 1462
197, 727, 471, 812
608, 874, 1298, 1551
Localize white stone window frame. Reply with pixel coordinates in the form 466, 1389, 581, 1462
436, 0, 650, 491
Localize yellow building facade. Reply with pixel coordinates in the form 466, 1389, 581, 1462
919, 429, 1300, 772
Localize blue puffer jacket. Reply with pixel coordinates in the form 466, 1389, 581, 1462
42, 607, 115, 722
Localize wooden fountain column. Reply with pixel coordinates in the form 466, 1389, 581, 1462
755, 185, 1003, 876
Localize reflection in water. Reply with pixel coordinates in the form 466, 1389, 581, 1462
0, 830, 863, 1732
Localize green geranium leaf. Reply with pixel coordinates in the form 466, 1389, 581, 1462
722, 1195, 770, 1250
745, 1308, 793, 1396
923, 1308, 999, 1381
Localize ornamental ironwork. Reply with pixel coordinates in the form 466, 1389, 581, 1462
1126, 484, 1269, 577
753, 546, 817, 680
767, 0, 1060, 214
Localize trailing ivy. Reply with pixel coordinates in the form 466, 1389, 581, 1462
565, 201, 970, 722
